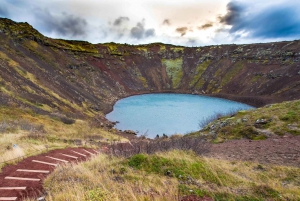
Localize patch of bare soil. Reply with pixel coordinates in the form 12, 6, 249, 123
180, 195, 214, 201
204, 135, 300, 167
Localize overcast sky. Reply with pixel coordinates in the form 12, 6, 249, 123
1, 0, 300, 46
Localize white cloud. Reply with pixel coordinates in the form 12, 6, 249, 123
1, 0, 300, 46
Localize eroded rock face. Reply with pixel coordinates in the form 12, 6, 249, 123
0, 18, 300, 117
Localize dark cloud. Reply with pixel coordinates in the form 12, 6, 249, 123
113, 16, 129, 26
145, 29, 155, 37
130, 22, 144, 39
219, 1, 244, 25
163, 19, 171, 26
175, 27, 188, 36
130, 21, 155, 39
220, 1, 300, 39
0, 5, 9, 17
34, 9, 87, 37
198, 23, 213, 30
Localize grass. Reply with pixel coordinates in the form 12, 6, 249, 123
43, 150, 300, 200
0, 105, 127, 169
44, 153, 178, 201
190, 100, 300, 140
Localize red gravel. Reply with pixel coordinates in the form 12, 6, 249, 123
0, 147, 99, 201
204, 134, 300, 167
180, 195, 214, 201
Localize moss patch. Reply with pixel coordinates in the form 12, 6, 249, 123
189, 60, 211, 89
221, 61, 245, 86
162, 58, 183, 89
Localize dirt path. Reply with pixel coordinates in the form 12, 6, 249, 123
0, 147, 99, 201
205, 135, 300, 167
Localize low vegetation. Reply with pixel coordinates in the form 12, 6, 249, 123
0, 105, 126, 169
42, 150, 300, 200
190, 100, 300, 142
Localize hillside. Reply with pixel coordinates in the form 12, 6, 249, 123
0, 18, 300, 119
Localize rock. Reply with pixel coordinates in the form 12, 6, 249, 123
254, 119, 271, 128
242, 118, 248, 122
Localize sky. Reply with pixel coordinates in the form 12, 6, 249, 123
1, 0, 300, 46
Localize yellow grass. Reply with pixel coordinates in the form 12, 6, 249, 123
44, 154, 178, 201
43, 150, 300, 200
0, 106, 127, 170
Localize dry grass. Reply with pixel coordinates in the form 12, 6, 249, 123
44, 154, 178, 201
0, 106, 127, 169
43, 150, 300, 200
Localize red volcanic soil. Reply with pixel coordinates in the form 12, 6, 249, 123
181, 195, 214, 201
204, 134, 300, 167
0, 147, 99, 201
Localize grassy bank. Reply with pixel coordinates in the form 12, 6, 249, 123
189, 100, 300, 142
42, 150, 300, 201
0, 106, 126, 169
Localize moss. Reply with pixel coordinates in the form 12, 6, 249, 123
251, 76, 260, 83
130, 67, 148, 88
137, 46, 148, 53
159, 45, 166, 52
194, 78, 206, 90
220, 61, 245, 87
104, 43, 124, 56
162, 58, 183, 89
53, 39, 98, 53
189, 60, 211, 89
138, 76, 148, 88
170, 47, 184, 53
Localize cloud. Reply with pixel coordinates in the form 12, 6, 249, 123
34, 8, 87, 38
175, 27, 188, 36
113, 17, 129, 26
145, 29, 155, 37
220, 1, 300, 39
198, 23, 213, 30
219, 1, 244, 25
163, 19, 171, 26
130, 21, 155, 39
130, 22, 144, 39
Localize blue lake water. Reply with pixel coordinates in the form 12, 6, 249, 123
106, 94, 254, 138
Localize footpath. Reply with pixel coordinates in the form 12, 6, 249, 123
0, 147, 99, 201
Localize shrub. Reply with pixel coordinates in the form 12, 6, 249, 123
280, 111, 298, 123
239, 126, 260, 139
128, 154, 147, 168
252, 185, 280, 198
60, 116, 76, 124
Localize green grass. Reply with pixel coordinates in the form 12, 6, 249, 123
43, 150, 300, 200
127, 152, 241, 186
190, 100, 300, 140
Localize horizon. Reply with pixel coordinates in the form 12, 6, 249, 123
1, 0, 300, 47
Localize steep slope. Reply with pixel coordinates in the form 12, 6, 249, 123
0, 18, 300, 118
